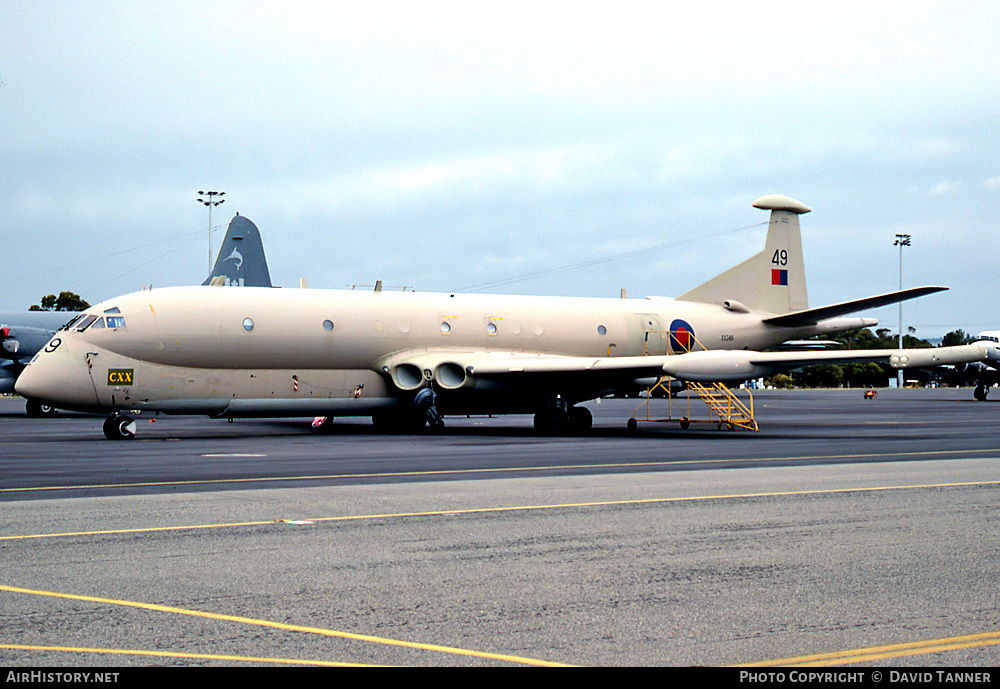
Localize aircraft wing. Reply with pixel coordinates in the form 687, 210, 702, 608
376, 343, 990, 389
744, 344, 989, 370
762, 286, 947, 328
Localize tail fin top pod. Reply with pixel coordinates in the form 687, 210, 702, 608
677, 195, 810, 315
202, 214, 273, 287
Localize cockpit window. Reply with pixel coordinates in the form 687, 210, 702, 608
106, 316, 126, 329
90, 317, 106, 329
59, 314, 85, 331
104, 307, 121, 314
74, 315, 99, 331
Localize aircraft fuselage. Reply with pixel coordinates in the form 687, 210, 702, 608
15, 285, 835, 418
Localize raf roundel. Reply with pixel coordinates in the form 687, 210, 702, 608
669, 319, 696, 353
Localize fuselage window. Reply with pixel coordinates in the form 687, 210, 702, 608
90, 318, 106, 329
74, 315, 99, 331
106, 316, 126, 329
243, 317, 255, 332
597, 325, 607, 336
322, 320, 334, 331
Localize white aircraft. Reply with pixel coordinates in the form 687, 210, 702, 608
958, 331, 1000, 400
15, 195, 993, 439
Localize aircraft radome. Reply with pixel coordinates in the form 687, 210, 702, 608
15, 195, 995, 439
2, 214, 272, 416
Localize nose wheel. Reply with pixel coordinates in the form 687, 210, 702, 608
103, 414, 136, 440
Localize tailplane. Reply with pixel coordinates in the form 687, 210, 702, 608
678, 195, 810, 315
202, 214, 273, 287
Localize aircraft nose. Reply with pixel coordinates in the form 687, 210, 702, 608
15, 351, 99, 410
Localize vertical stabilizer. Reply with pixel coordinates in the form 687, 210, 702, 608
202, 215, 273, 287
677, 195, 809, 315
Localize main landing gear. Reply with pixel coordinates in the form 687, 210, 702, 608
103, 414, 137, 440
533, 404, 593, 435
371, 387, 445, 433
975, 384, 989, 401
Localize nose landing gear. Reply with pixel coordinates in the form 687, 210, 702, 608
103, 414, 136, 440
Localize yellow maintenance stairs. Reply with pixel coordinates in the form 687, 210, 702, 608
626, 328, 759, 432
627, 378, 758, 432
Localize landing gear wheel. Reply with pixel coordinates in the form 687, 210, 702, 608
975, 385, 989, 401
679, 418, 690, 429
535, 406, 592, 435
25, 399, 56, 417
627, 417, 638, 432
103, 414, 136, 440
568, 406, 592, 433
533, 410, 557, 434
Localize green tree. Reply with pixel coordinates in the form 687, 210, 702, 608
941, 329, 972, 347
28, 291, 90, 311
797, 364, 845, 388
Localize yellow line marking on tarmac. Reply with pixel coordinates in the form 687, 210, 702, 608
0, 585, 568, 667
740, 630, 1000, 666
3, 480, 1000, 542
0, 643, 375, 667
4, 447, 1000, 496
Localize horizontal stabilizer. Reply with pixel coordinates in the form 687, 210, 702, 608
762, 286, 947, 328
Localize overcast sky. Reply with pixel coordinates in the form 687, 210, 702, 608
2, 1, 997, 339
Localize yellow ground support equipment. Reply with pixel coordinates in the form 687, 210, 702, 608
627, 327, 759, 432
627, 378, 759, 433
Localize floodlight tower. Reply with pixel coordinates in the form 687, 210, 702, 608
197, 190, 225, 273
894, 233, 911, 388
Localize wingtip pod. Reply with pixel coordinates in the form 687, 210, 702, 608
752, 195, 811, 215
888, 344, 989, 369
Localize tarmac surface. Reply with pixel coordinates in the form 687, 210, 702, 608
2, 387, 999, 667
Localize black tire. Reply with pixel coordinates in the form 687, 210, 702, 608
25, 399, 56, 417
568, 406, 593, 433
103, 415, 136, 440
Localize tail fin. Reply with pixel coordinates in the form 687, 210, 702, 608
202, 214, 273, 287
677, 195, 810, 315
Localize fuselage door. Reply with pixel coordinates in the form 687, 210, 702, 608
641, 315, 667, 355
